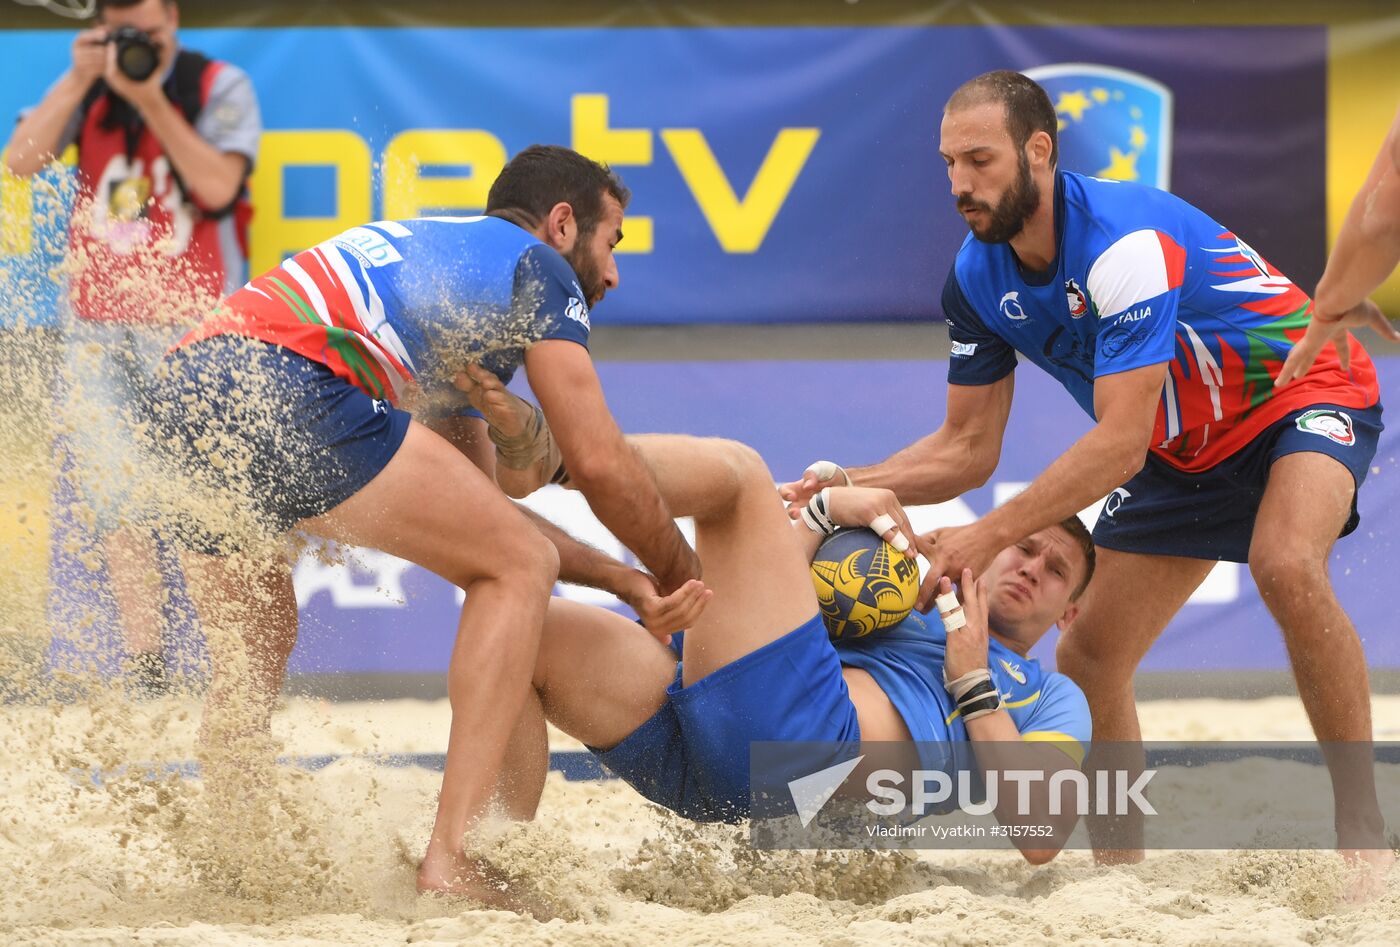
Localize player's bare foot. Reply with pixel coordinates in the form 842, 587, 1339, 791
1340, 846, 1395, 905
416, 847, 555, 919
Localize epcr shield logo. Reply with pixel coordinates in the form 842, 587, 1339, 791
1022, 64, 1174, 191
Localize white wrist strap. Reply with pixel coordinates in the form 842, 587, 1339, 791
799, 487, 838, 536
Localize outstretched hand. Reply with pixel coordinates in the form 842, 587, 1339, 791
614, 572, 711, 642
914, 523, 1002, 612
1275, 299, 1400, 388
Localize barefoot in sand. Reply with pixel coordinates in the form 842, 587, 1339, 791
417, 847, 555, 919
1341, 846, 1395, 905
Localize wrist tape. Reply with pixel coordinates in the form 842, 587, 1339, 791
944, 668, 1004, 721
489, 403, 568, 484
800, 487, 838, 536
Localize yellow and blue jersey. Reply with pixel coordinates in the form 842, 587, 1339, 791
833, 611, 1091, 765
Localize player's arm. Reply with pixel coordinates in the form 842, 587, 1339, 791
526, 340, 702, 594
1276, 103, 1400, 387
841, 376, 1013, 505
782, 267, 1016, 508
427, 410, 704, 636
4, 29, 105, 177
938, 573, 1084, 863
1315, 103, 1400, 319
964, 363, 1162, 555
449, 363, 564, 499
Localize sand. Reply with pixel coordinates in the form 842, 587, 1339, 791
2, 694, 1399, 946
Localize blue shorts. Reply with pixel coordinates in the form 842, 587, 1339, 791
1093, 401, 1383, 563
590, 613, 861, 823
147, 335, 412, 555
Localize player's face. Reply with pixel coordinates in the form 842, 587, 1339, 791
100, 0, 178, 53
983, 526, 1085, 636
940, 102, 1041, 244
564, 192, 624, 308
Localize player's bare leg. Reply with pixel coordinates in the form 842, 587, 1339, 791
491, 686, 549, 821
1249, 450, 1393, 898
105, 523, 168, 694
301, 421, 558, 903
626, 435, 818, 683
183, 550, 298, 762
529, 598, 676, 754
1055, 549, 1215, 863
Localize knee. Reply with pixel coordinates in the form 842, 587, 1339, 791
711, 437, 772, 498
461, 525, 559, 594
1248, 548, 1325, 598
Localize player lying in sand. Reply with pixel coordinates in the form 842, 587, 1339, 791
458, 371, 1095, 866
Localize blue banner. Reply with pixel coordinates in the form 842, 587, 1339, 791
49, 355, 1400, 676
1, 25, 1325, 326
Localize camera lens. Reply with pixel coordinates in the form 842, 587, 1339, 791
110, 27, 159, 82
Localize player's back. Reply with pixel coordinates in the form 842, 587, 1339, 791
184, 216, 590, 407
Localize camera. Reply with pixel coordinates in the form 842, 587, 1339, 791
106, 26, 160, 82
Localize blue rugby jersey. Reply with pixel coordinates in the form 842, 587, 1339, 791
184, 216, 591, 408
943, 171, 1378, 472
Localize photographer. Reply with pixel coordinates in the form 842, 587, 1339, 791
4, 0, 261, 696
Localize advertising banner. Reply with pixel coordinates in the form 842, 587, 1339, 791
1, 25, 1325, 325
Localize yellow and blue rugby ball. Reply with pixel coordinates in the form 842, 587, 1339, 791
810, 527, 919, 639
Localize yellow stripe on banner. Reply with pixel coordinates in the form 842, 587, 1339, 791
1022, 731, 1086, 766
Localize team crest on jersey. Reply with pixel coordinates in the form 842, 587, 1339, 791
1295, 409, 1355, 446
999, 291, 1028, 321
1065, 278, 1089, 318
1023, 64, 1174, 191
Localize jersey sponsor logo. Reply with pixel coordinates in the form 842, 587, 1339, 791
1065, 278, 1089, 318
1022, 63, 1174, 191
1100, 324, 1146, 359
371, 399, 388, 416
333, 227, 404, 268
1103, 487, 1131, 518
565, 297, 591, 330
999, 291, 1028, 321
1295, 409, 1355, 446
999, 659, 1027, 685
1115, 305, 1151, 324
950, 341, 978, 357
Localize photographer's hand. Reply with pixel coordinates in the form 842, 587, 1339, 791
102, 38, 171, 114
71, 28, 107, 87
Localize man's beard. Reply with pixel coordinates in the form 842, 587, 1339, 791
564, 238, 606, 307
958, 152, 1041, 244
